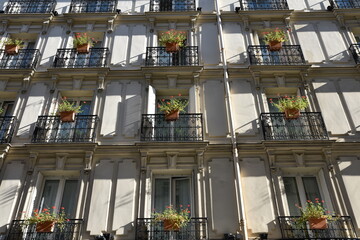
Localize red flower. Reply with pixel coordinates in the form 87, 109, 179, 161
170, 96, 174, 98
162, 99, 165, 102
315, 198, 319, 201
187, 204, 190, 207
52, 206, 56, 209
178, 93, 182, 96
61, 207, 65, 210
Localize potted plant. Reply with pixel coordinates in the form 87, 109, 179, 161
159, 30, 187, 53
270, 95, 309, 119
294, 199, 336, 230
57, 97, 82, 122
2, 38, 23, 55
157, 94, 188, 121
73, 33, 96, 54
24, 207, 67, 232
153, 205, 190, 231
262, 28, 288, 51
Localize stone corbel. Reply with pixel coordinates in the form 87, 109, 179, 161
148, 18, 155, 33
42, 20, 50, 35
300, 72, 310, 89
56, 153, 68, 170
50, 75, 58, 93
168, 21, 176, 29
250, 70, 260, 89
140, 151, 147, 172
275, 74, 285, 87
166, 152, 178, 169
242, 17, 249, 31
144, 74, 152, 86
86, 22, 95, 32
0, 145, 10, 170
84, 151, 93, 172
292, 150, 305, 167
196, 150, 204, 172
66, 19, 73, 34
335, 13, 346, 29
263, 20, 271, 29
73, 76, 83, 90
107, 18, 114, 34
167, 75, 178, 89
0, 80, 8, 91
22, 72, 34, 93
284, 17, 291, 31
323, 148, 333, 166
97, 75, 105, 92
28, 152, 38, 174
191, 17, 197, 32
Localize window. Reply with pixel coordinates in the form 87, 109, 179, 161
0, 101, 14, 116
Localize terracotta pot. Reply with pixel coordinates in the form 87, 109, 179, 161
163, 219, 180, 231
60, 111, 76, 122
5, 44, 19, 55
165, 110, 180, 121
267, 41, 282, 51
36, 221, 55, 233
76, 43, 90, 54
284, 108, 300, 119
165, 42, 180, 53
308, 218, 328, 230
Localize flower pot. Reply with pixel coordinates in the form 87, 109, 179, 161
163, 219, 180, 231
284, 108, 300, 119
36, 221, 55, 233
165, 42, 180, 53
5, 44, 19, 55
267, 41, 282, 52
165, 110, 180, 121
308, 218, 328, 230
60, 111, 76, 122
76, 43, 90, 54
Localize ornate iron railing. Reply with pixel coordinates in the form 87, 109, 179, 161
349, 44, 360, 64
260, 112, 329, 140
239, 0, 289, 10
0, 116, 17, 144
149, 0, 196, 11
53, 48, 109, 68
0, 49, 40, 69
136, 218, 208, 240
145, 46, 199, 66
141, 114, 203, 141
32, 115, 99, 143
6, 219, 83, 240
248, 45, 306, 65
69, 0, 117, 13
278, 216, 358, 239
329, 0, 360, 9
4, 0, 57, 14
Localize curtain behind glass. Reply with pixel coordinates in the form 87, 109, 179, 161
302, 177, 322, 202
39, 180, 59, 211
283, 177, 301, 216
175, 178, 191, 211
154, 179, 170, 212
60, 180, 78, 218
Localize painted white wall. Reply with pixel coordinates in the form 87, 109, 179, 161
87, 161, 114, 235
39, 26, 63, 68
117, 0, 133, 13
218, 0, 240, 11
208, 158, 238, 235
199, 23, 220, 65
313, 80, 351, 135
338, 79, 360, 132
240, 158, 275, 235
287, 0, 307, 10
111, 25, 129, 67
129, 25, 146, 66
197, 0, 214, 12
223, 23, 245, 64
54, 0, 70, 14
122, 82, 142, 138
0, 161, 24, 233
112, 160, 137, 235
337, 157, 360, 228
304, 0, 328, 10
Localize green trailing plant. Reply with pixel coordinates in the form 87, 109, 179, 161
57, 97, 82, 113
159, 30, 187, 47
2, 38, 24, 47
23, 207, 68, 229
73, 33, 97, 47
153, 205, 190, 229
270, 95, 309, 112
262, 28, 288, 43
157, 94, 188, 114
294, 199, 337, 226
0, 108, 3, 114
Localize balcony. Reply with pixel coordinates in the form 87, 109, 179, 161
260, 112, 329, 141
145, 47, 199, 67
140, 114, 203, 142
278, 216, 358, 239
149, 0, 196, 11
136, 218, 208, 240
6, 219, 82, 240
4, 0, 56, 14
69, 0, 117, 13
0, 49, 40, 69
349, 44, 360, 64
329, 0, 360, 9
31, 115, 99, 143
0, 116, 17, 144
53, 48, 109, 68
248, 45, 306, 65
239, 0, 289, 10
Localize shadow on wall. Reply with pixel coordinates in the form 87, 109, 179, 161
120, 0, 149, 13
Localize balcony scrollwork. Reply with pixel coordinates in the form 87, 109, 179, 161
239, 0, 289, 10
248, 45, 306, 65
145, 47, 199, 67
53, 48, 109, 68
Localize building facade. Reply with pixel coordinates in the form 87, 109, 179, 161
0, 0, 359, 240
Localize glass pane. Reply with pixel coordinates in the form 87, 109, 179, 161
302, 177, 322, 202
39, 180, 59, 211
154, 179, 170, 212
267, 98, 280, 112
175, 178, 191, 212
79, 101, 92, 115
60, 180, 78, 218
283, 177, 301, 216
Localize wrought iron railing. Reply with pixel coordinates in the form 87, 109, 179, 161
53, 48, 109, 68
6, 219, 83, 240
278, 216, 358, 239
4, 0, 57, 14
0, 116, 17, 144
349, 44, 360, 64
31, 115, 99, 143
260, 112, 329, 140
248, 45, 306, 65
239, 0, 289, 10
141, 114, 203, 141
145, 46, 199, 66
329, 0, 360, 9
136, 218, 208, 240
69, 0, 117, 13
0, 49, 40, 69
149, 0, 196, 11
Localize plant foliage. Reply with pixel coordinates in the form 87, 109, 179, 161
270, 95, 309, 112
73, 33, 97, 47
262, 28, 288, 43
58, 97, 83, 113
157, 94, 188, 114
153, 205, 190, 229
159, 30, 187, 47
